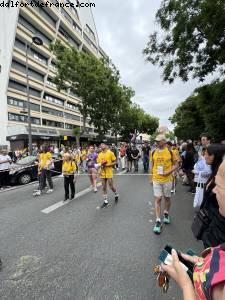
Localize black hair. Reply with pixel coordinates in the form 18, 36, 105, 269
201, 133, 212, 141
186, 143, 196, 153
206, 144, 225, 183
166, 141, 172, 146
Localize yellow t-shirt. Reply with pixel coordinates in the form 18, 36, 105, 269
62, 160, 77, 175
74, 153, 80, 164
97, 150, 116, 179
39, 152, 52, 170
81, 149, 86, 160
172, 148, 181, 162
150, 148, 176, 183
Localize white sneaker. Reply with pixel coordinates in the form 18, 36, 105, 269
46, 189, 53, 194
94, 187, 98, 193
33, 190, 41, 196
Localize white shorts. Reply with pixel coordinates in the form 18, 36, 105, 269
153, 181, 172, 198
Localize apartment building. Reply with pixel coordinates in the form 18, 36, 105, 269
0, 0, 108, 150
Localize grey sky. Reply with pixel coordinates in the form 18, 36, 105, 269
92, 0, 201, 129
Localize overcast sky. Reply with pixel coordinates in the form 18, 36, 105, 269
92, 0, 201, 129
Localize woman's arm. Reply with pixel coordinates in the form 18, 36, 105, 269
162, 250, 197, 300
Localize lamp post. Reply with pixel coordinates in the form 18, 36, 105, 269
25, 36, 43, 155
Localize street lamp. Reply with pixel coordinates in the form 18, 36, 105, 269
25, 36, 43, 155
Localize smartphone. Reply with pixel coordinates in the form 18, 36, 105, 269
164, 245, 194, 272
158, 245, 194, 280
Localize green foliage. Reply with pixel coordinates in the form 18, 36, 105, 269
143, 0, 225, 82
119, 103, 159, 140
170, 80, 225, 141
51, 40, 158, 140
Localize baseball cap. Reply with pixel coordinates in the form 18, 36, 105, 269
155, 135, 166, 142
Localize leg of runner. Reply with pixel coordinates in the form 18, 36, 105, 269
153, 182, 163, 234
163, 181, 172, 224
100, 179, 109, 208
63, 176, 69, 201
108, 178, 119, 203
88, 168, 93, 188
91, 168, 98, 192
70, 175, 75, 200
46, 170, 53, 193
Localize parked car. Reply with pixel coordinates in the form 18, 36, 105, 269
8, 155, 63, 185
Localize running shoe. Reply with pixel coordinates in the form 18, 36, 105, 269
33, 190, 41, 196
115, 193, 119, 203
153, 221, 162, 234
163, 213, 171, 224
100, 201, 109, 209
94, 187, 98, 193
46, 189, 54, 194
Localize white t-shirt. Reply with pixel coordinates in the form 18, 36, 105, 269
0, 155, 11, 170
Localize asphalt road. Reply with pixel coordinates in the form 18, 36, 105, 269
0, 168, 203, 300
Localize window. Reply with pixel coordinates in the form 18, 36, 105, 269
11, 60, 45, 82
65, 123, 75, 129
73, 22, 82, 35
26, 0, 56, 28
42, 119, 64, 128
65, 102, 79, 111
64, 112, 80, 121
46, 77, 56, 87
18, 15, 52, 45
15, 38, 26, 51
42, 106, 63, 117
8, 113, 40, 125
7, 97, 40, 111
29, 88, 41, 98
7, 97, 24, 108
61, 8, 73, 25
8, 80, 26, 93
44, 93, 64, 106
30, 48, 48, 65
83, 33, 98, 52
50, 61, 57, 70
59, 26, 80, 49
14, 39, 48, 65
85, 24, 96, 41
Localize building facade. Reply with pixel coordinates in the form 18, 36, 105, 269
0, 0, 107, 150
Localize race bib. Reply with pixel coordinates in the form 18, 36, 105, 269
157, 166, 164, 175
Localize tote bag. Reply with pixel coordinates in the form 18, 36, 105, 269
193, 172, 204, 208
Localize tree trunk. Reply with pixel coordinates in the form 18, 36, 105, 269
76, 135, 80, 148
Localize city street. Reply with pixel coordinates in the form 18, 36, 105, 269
0, 169, 202, 300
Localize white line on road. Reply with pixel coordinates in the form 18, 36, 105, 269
41, 170, 127, 214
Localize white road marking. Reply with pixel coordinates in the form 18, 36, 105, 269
41, 170, 126, 214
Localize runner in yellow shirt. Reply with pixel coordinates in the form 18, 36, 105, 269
150, 136, 178, 234
97, 142, 119, 208
33, 146, 54, 196
62, 153, 77, 201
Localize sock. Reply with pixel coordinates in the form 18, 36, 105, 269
156, 218, 161, 222
164, 210, 169, 215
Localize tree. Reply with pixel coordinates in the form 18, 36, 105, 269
143, 0, 225, 83
169, 96, 205, 140
51, 41, 124, 142
195, 80, 225, 141
119, 103, 159, 141
170, 79, 225, 141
